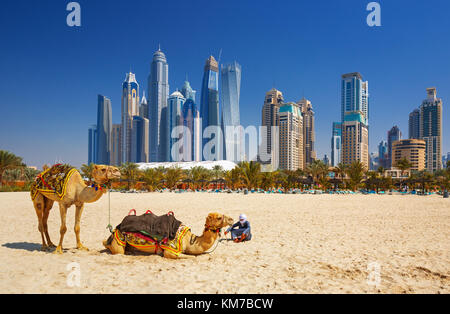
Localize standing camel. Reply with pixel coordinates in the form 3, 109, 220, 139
103, 213, 234, 259
31, 164, 120, 253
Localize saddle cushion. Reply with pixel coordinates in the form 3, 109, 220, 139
30, 164, 77, 201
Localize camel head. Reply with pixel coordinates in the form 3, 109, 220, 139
92, 165, 121, 184
204, 213, 234, 232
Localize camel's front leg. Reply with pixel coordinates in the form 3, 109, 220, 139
75, 203, 88, 251
163, 250, 196, 259
54, 203, 68, 254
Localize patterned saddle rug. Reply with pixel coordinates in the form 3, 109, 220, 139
30, 164, 77, 201
113, 224, 191, 257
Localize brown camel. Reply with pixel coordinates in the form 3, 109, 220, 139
103, 213, 234, 259
31, 164, 120, 253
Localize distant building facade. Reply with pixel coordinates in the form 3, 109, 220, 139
131, 116, 149, 163
121, 72, 140, 163
168, 91, 186, 161
387, 126, 402, 168
261, 88, 284, 165
408, 108, 420, 139
341, 111, 369, 169
88, 125, 97, 165
110, 124, 122, 166
96, 95, 112, 165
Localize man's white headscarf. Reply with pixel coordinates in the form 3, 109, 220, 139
239, 214, 247, 225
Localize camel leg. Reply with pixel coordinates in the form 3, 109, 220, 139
54, 203, 68, 254
42, 197, 55, 248
74, 203, 88, 251
32, 194, 48, 251
163, 250, 196, 260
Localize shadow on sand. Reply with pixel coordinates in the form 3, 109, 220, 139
2, 242, 43, 252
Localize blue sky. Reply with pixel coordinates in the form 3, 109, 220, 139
0, 0, 449, 167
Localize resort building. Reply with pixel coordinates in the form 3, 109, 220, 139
420, 87, 443, 172
148, 48, 169, 162
392, 139, 426, 172
278, 102, 303, 171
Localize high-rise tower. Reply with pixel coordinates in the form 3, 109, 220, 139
420, 87, 443, 172
96, 95, 112, 165
221, 61, 242, 162
297, 98, 316, 167
148, 48, 169, 162
261, 88, 284, 166
200, 56, 220, 160
121, 72, 140, 163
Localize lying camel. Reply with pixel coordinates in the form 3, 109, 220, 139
103, 213, 234, 259
31, 164, 120, 253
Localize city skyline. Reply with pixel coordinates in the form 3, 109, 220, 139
1, 1, 449, 168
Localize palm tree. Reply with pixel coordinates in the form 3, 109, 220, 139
306, 160, 329, 189
141, 168, 165, 191
238, 161, 261, 189
416, 170, 434, 194
0, 150, 24, 186
119, 162, 139, 190
394, 158, 412, 191
346, 160, 365, 191
165, 166, 184, 190
224, 167, 242, 190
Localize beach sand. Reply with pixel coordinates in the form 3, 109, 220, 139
0, 191, 448, 294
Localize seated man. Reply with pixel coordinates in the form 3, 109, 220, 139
225, 214, 252, 242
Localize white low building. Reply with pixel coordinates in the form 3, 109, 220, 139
137, 160, 237, 171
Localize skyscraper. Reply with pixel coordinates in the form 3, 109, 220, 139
200, 56, 220, 161
341, 73, 369, 125
420, 87, 443, 172
278, 102, 303, 171
131, 116, 149, 163
181, 81, 201, 162
297, 98, 316, 167
168, 91, 186, 161
139, 91, 148, 119
110, 124, 122, 166
331, 122, 342, 167
88, 125, 97, 165
148, 48, 169, 162
387, 126, 402, 168
261, 88, 284, 165
408, 108, 420, 139
96, 95, 112, 165
121, 72, 140, 163
221, 61, 242, 162
378, 140, 388, 169
341, 111, 369, 169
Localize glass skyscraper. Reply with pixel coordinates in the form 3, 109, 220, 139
181, 80, 201, 162
331, 122, 342, 167
387, 126, 402, 168
341, 73, 369, 125
168, 91, 186, 161
148, 48, 169, 162
409, 109, 420, 139
220, 61, 242, 162
88, 125, 97, 165
96, 95, 112, 165
200, 56, 220, 161
420, 88, 443, 172
131, 116, 149, 163
121, 72, 140, 163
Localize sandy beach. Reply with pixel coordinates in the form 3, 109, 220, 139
0, 191, 448, 294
